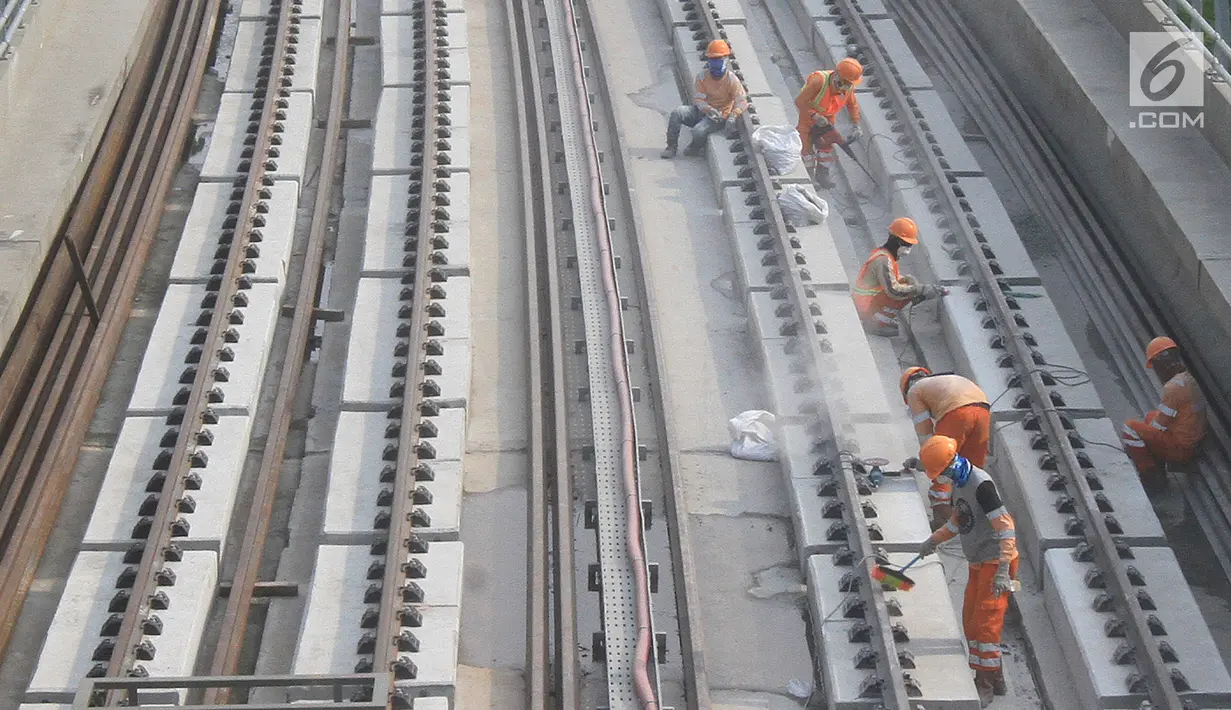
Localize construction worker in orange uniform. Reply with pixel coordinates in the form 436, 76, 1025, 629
851, 217, 945, 337
917, 435, 1018, 707
900, 367, 991, 530
662, 39, 749, 159
795, 57, 864, 189
1119, 336, 1207, 486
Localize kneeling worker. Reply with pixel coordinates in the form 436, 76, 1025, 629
917, 435, 1018, 707
794, 57, 863, 189
662, 39, 748, 159
900, 366, 991, 530
1120, 336, 1207, 484
851, 217, 945, 336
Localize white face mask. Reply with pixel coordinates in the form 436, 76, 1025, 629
934, 472, 952, 486
898, 246, 912, 257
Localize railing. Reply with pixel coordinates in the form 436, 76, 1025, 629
1151, 0, 1231, 77
0, 0, 36, 59
72, 674, 391, 708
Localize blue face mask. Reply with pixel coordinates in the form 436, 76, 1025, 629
936, 456, 972, 487
708, 58, 727, 78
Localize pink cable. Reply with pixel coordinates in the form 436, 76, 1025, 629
557, 0, 660, 706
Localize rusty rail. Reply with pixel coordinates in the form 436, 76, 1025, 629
0, 0, 217, 662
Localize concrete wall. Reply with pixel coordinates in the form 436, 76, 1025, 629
951, 0, 1231, 413
1084, 0, 1231, 171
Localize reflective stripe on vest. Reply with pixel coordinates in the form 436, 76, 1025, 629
853, 248, 897, 297
809, 70, 853, 118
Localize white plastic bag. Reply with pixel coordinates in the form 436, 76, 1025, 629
777, 184, 829, 226
728, 410, 777, 461
751, 125, 802, 175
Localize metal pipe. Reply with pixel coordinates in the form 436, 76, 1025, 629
0, 0, 35, 49
1144, 0, 1231, 76
554, 0, 659, 704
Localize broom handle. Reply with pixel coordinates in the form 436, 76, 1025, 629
899, 554, 923, 573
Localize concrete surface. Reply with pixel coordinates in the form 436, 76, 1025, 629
0, 0, 157, 360
200, 91, 314, 184
225, 16, 322, 97
951, 0, 1231, 425
169, 181, 299, 286
25, 550, 217, 704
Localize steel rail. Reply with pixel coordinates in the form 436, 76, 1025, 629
373, 0, 442, 680
902, 0, 1231, 579
202, 0, 351, 700
841, 2, 1183, 706
508, 0, 581, 702
547, 0, 662, 703
103, 0, 294, 684
691, 5, 913, 707
0, 0, 189, 661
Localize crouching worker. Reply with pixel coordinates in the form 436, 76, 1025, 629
851, 217, 945, 337
900, 367, 991, 530
795, 57, 864, 189
662, 39, 748, 159
917, 435, 1018, 707
1120, 336, 1207, 487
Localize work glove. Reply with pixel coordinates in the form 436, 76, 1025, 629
992, 562, 1014, 597
811, 112, 832, 129
847, 126, 863, 142
902, 456, 921, 471
706, 107, 722, 122
918, 537, 938, 558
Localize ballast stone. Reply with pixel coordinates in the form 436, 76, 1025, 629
1044, 546, 1231, 709
323, 412, 463, 543
25, 551, 217, 705
81, 416, 253, 556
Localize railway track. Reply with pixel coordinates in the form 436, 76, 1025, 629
0, 0, 212, 665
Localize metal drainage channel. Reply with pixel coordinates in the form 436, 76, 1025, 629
895, 0, 1231, 582
541, 0, 663, 704
95, 0, 299, 699
682, 2, 917, 707
828, 1, 1188, 707
366, 0, 458, 702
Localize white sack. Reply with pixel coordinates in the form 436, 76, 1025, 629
777, 184, 829, 226
728, 410, 777, 461
751, 125, 802, 175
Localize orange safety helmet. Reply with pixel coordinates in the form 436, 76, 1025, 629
889, 217, 919, 245
920, 435, 959, 480
836, 57, 864, 84
706, 39, 731, 58
900, 366, 930, 403
1145, 336, 1178, 368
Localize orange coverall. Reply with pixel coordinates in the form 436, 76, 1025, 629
1120, 371, 1206, 476
907, 374, 991, 516
852, 248, 922, 329
927, 463, 1018, 673
794, 70, 860, 171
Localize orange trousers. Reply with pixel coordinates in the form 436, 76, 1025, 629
929, 404, 991, 512
1121, 412, 1195, 478
854, 292, 911, 329
797, 115, 840, 170
964, 558, 1018, 671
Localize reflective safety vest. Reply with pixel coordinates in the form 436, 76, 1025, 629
852, 248, 900, 300
808, 70, 855, 120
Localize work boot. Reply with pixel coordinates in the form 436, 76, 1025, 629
811, 165, 835, 189
661, 144, 677, 159
974, 670, 996, 708
682, 137, 705, 157
991, 668, 1007, 696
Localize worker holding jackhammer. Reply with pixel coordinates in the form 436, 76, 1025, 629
1120, 336, 1207, 487
661, 39, 748, 159
917, 435, 1018, 707
851, 217, 946, 336
795, 57, 864, 189
900, 367, 991, 530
